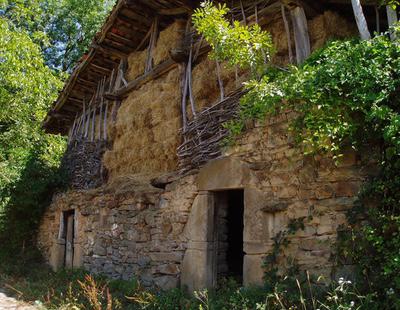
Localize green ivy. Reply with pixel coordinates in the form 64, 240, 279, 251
194, 2, 400, 307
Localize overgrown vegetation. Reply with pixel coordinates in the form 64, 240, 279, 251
0, 262, 379, 310
193, 1, 400, 309
2, 0, 400, 308
0, 0, 115, 260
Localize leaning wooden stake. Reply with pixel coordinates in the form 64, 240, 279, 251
98, 77, 105, 140
146, 17, 158, 73
103, 101, 108, 141
240, 0, 246, 24
84, 107, 90, 138
387, 5, 398, 40
187, 43, 196, 118
351, 0, 371, 40
71, 114, 78, 141
181, 64, 189, 132
90, 107, 96, 142
81, 98, 86, 138
375, 6, 380, 34
290, 6, 311, 64
255, 1, 259, 24
216, 61, 225, 101
281, 3, 294, 64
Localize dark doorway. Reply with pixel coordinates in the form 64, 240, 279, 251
214, 190, 244, 284
62, 210, 75, 268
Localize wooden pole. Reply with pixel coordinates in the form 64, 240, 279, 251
146, 17, 158, 73
216, 61, 225, 101
103, 101, 108, 141
281, 3, 294, 64
84, 107, 91, 138
91, 106, 96, 142
77, 115, 82, 138
255, 1, 259, 24
375, 5, 380, 34
181, 64, 189, 131
84, 94, 94, 138
109, 68, 116, 92
387, 5, 398, 40
351, 0, 371, 40
240, 0, 246, 24
98, 77, 105, 140
290, 6, 311, 64
81, 98, 86, 138
71, 115, 78, 141
188, 42, 196, 117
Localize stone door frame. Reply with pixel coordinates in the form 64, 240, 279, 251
181, 157, 268, 291
49, 208, 83, 271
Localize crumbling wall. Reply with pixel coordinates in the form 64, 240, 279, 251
38, 174, 197, 289
38, 9, 363, 290
38, 114, 374, 289
224, 113, 375, 281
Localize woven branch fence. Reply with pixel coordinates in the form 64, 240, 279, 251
177, 89, 246, 173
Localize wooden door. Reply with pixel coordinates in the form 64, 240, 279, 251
64, 212, 75, 268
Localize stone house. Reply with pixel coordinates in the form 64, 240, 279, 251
38, 0, 384, 291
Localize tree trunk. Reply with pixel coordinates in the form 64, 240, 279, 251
351, 0, 371, 40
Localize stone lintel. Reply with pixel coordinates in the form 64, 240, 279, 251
197, 157, 252, 191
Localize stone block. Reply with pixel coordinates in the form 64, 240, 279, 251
243, 254, 264, 286
183, 193, 214, 242
197, 157, 252, 191
244, 241, 273, 255
333, 181, 361, 197
154, 276, 179, 290
149, 252, 183, 262
154, 264, 180, 275
181, 248, 214, 292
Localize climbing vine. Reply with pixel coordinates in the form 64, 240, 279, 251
194, 1, 400, 306
240, 35, 400, 305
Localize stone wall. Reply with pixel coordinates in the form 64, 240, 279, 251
38, 174, 197, 289
37, 9, 366, 291
38, 112, 374, 290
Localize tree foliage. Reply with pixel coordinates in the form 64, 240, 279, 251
0, 17, 64, 200
194, 2, 400, 307
0, 0, 115, 71
192, 1, 273, 76
0, 0, 114, 252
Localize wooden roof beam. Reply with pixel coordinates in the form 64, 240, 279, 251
326, 0, 378, 5
158, 7, 191, 15
105, 57, 178, 99
92, 43, 129, 58
108, 32, 137, 47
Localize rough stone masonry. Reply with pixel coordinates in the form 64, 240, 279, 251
37, 2, 370, 291
38, 113, 374, 290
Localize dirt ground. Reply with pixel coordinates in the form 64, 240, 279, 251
0, 290, 37, 310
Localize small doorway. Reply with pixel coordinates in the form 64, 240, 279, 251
62, 210, 75, 268
213, 190, 244, 285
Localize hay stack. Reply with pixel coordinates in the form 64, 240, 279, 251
153, 20, 187, 66
309, 11, 357, 51
127, 50, 147, 81
191, 57, 248, 119
103, 68, 181, 181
